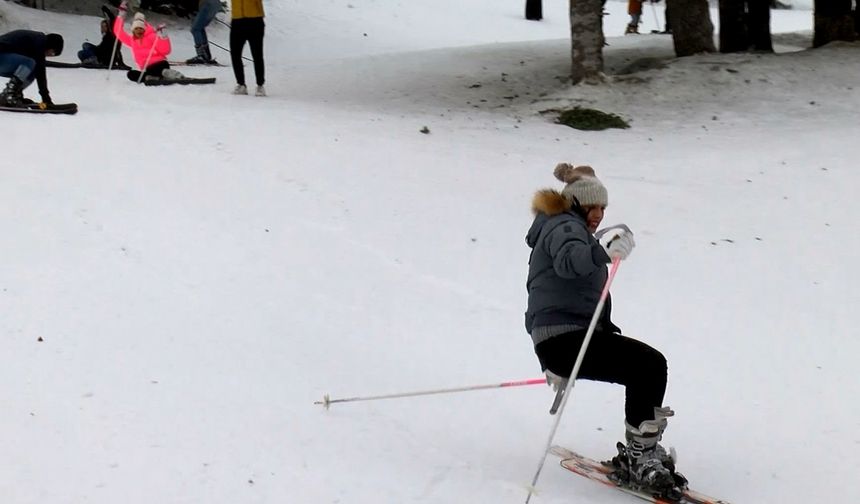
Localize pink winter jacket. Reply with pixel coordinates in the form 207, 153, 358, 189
113, 16, 171, 69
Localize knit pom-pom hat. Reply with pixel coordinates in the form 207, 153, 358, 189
553, 162, 608, 208
132, 12, 146, 31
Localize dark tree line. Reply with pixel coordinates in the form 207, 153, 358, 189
525, 0, 858, 83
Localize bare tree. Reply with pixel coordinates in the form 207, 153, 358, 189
569, 0, 605, 84
719, 0, 773, 52
667, 0, 716, 56
813, 0, 855, 47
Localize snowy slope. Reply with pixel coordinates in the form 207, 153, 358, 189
1, 1, 858, 504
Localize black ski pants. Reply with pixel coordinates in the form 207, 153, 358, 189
534, 329, 667, 428
230, 17, 265, 87
126, 60, 170, 83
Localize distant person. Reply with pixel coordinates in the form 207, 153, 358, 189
78, 6, 126, 67
625, 0, 643, 34
186, 0, 222, 65
229, 0, 265, 96
113, 5, 181, 83
0, 29, 63, 107
524, 163, 688, 499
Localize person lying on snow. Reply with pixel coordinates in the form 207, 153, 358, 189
113, 2, 184, 83
0, 30, 63, 107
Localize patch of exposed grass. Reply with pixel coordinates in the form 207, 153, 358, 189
555, 107, 630, 131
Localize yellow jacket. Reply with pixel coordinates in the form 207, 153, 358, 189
231, 0, 264, 19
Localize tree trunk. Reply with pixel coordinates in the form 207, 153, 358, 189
669, 0, 716, 56
526, 0, 543, 20
719, 0, 748, 52
747, 0, 773, 51
856, 5, 860, 34
813, 0, 855, 47
569, 0, 605, 84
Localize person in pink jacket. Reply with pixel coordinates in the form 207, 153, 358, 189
113, 4, 177, 83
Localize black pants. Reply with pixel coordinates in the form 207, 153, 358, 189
230, 17, 265, 86
534, 329, 667, 427
126, 60, 170, 83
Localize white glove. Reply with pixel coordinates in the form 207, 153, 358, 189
596, 224, 636, 260
545, 369, 567, 393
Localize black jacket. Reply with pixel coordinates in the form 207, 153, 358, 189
0, 30, 52, 102
96, 8, 123, 65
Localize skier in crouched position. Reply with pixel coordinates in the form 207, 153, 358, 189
0, 30, 63, 107
525, 163, 687, 498
113, 3, 183, 83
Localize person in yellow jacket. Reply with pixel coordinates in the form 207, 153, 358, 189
229, 0, 265, 96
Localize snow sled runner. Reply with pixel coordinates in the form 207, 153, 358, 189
550, 446, 730, 504
0, 102, 78, 115
143, 77, 216, 86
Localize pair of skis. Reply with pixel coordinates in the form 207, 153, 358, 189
550, 445, 729, 504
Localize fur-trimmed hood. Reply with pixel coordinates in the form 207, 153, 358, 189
531, 189, 571, 217
526, 189, 583, 249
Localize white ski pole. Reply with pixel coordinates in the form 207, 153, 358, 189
524, 256, 622, 504
106, 34, 121, 80
137, 25, 162, 84
315, 377, 547, 409
107, 3, 126, 81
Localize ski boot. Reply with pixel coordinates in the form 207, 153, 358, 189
162, 69, 186, 80
186, 44, 217, 65
607, 407, 688, 501
0, 76, 25, 107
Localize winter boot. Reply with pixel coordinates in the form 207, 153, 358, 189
186, 45, 206, 64
608, 407, 687, 499
625, 23, 640, 35
0, 76, 25, 107
186, 44, 216, 65
201, 44, 217, 65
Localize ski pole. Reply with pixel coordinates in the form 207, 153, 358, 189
106, 7, 123, 80
524, 257, 622, 504
137, 25, 162, 84
106, 32, 121, 80
209, 40, 253, 63
315, 377, 548, 410
209, 16, 254, 63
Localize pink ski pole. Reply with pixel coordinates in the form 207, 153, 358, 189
525, 257, 622, 503
315, 377, 548, 410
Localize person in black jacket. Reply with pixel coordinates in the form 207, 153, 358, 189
0, 30, 64, 107
78, 7, 125, 68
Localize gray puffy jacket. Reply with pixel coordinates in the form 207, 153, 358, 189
524, 189, 617, 334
